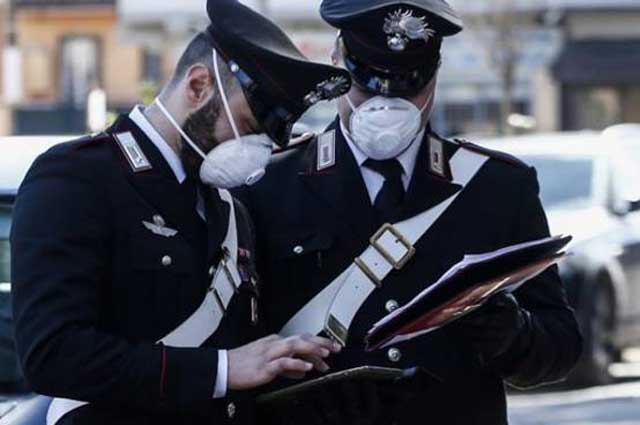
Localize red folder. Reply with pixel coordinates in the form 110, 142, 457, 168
365, 235, 572, 351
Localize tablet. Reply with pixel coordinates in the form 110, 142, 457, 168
257, 366, 405, 405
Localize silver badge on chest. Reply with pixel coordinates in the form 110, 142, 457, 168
143, 215, 178, 238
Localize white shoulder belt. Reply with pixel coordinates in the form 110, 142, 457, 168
48, 189, 240, 425
280, 148, 489, 345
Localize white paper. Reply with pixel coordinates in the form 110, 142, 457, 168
368, 235, 568, 345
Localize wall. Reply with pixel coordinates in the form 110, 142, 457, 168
16, 6, 143, 106
566, 10, 640, 40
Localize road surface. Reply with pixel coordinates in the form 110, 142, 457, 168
509, 381, 640, 424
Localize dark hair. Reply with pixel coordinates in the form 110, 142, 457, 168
168, 31, 239, 93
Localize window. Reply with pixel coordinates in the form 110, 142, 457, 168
520, 156, 595, 209
142, 48, 162, 84
60, 36, 100, 107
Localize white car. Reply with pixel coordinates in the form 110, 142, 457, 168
477, 131, 640, 385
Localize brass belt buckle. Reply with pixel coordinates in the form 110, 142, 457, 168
210, 287, 227, 316
354, 223, 416, 287
324, 314, 349, 347
370, 223, 416, 270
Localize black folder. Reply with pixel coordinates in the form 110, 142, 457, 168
365, 235, 572, 351
257, 366, 406, 406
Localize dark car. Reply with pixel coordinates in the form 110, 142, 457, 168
0, 136, 71, 396
482, 132, 640, 386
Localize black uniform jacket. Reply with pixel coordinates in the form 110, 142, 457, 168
11, 116, 262, 425
238, 122, 582, 425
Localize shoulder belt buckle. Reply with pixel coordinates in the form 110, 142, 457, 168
355, 223, 416, 286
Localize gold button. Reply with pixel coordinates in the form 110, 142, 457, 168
387, 347, 402, 363
385, 300, 399, 313
161, 255, 172, 267
293, 245, 304, 255
227, 402, 236, 419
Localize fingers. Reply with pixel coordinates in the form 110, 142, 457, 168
298, 353, 330, 373
266, 357, 314, 377
267, 335, 334, 361
300, 334, 342, 353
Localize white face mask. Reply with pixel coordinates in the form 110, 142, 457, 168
155, 49, 273, 189
346, 93, 432, 161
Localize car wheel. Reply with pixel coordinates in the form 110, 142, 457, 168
570, 283, 616, 386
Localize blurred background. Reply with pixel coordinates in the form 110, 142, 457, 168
0, 0, 637, 137
2, 0, 640, 424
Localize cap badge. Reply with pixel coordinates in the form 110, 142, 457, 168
304, 76, 350, 107
383, 9, 437, 52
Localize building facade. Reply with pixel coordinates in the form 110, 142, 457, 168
11, 0, 171, 135
5, 0, 640, 136
537, 5, 640, 131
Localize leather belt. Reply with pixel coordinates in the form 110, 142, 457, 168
48, 189, 239, 425
280, 148, 489, 346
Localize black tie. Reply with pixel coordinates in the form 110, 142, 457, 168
364, 159, 405, 222
180, 176, 200, 214
180, 177, 209, 277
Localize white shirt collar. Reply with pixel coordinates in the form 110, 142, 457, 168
340, 119, 425, 179
129, 106, 187, 184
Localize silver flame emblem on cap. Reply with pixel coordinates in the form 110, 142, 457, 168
383, 9, 437, 52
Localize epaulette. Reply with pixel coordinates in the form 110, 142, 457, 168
453, 137, 528, 168
273, 132, 316, 154
71, 131, 113, 150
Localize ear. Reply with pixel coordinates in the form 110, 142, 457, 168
185, 64, 214, 108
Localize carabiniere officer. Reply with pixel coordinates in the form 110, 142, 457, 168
238, 1, 583, 424
10, 1, 350, 424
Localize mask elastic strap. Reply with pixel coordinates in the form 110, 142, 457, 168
419, 90, 434, 114
345, 94, 358, 113
155, 97, 207, 160
213, 49, 242, 141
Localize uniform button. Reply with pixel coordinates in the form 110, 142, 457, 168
153, 215, 165, 227
227, 402, 236, 419
161, 255, 172, 267
208, 266, 216, 277
293, 245, 304, 255
385, 300, 399, 313
387, 347, 402, 363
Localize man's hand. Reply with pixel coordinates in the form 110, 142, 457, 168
451, 293, 531, 364
228, 334, 341, 391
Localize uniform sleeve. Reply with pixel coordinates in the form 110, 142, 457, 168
11, 150, 219, 412
492, 167, 583, 388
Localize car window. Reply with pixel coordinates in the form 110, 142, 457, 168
0, 207, 11, 286
611, 150, 640, 202
520, 155, 595, 209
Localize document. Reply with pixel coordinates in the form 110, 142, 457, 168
365, 235, 572, 351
